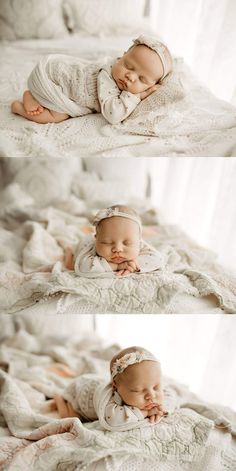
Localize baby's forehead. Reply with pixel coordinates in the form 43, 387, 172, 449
123, 361, 161, 380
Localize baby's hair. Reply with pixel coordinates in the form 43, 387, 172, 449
110, 345, 157, 376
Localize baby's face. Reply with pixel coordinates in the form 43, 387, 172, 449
95, 217, 140, 264
114, 361, 163, 410
112, 45, 163, 94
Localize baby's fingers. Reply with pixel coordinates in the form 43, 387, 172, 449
121, 269, 132, 276
115, 270, 125, 276
154, 414, 162, 423
116, 269, 130, 276
149, 415, 155, 424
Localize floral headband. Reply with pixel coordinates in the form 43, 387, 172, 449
93, 207, 142, 230
133, 34, 172, 80
111, 351, 158, 379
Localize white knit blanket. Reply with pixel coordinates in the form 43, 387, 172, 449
1, 183, 236, 314
0, 327, 235, 471
0, 37, 236, 157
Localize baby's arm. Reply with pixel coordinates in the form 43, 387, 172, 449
105, 401, 147, 426
105, 402, 166, 426
97, 69, 141, 124
74, 236, 114, 276
137, 241, 166, 273
135, 84, 160, 101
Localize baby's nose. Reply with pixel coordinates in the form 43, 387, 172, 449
145, 390, 155, 400
126, 71, 136, 83
112, 243, 123, 252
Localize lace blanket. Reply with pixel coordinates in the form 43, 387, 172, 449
0, 185, 236, 314
0, 327, 235, 471
0, 39, 236, 157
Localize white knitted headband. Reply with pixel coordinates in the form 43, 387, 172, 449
93, 207, 142, 230
111, 351, 158, 379
133, 34, 172, 80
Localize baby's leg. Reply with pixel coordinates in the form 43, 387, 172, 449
23, 90, 44, 115
64, 247, 74, 271
11, 101, 69, 123
54, 395, 81, 419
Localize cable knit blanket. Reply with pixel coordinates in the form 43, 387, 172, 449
0, 37, 236, 157
0, 326, 235, 471
0, 183, 236, 314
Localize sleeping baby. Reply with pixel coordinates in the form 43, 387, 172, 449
64, 204, 165, 277
11, 34, 172, 125
54, 346, 174, 431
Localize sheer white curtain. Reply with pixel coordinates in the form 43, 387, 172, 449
147, 158, 236, 270
149, 0, 236, 103
96, 315, 236, 410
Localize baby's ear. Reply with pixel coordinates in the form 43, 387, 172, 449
112, 380, 117, 390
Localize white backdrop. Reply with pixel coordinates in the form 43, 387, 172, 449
96, 314, 236, 410
147, 157, 236, 270
149, 0, 236, 104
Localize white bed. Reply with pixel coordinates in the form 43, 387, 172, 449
0, 157, 235, 315
0, 1, 236, 157
0, 314, 235, 471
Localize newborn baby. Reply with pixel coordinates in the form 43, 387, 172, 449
65, 204, 165, 277
11, 34, 172, 124
55, 346, 174, 431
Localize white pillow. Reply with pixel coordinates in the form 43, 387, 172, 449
5, 159, 82, 208
83, 157, 148, 199
78, 180, 133, 208
0, 0, 68, 40
64, 0, 146, 35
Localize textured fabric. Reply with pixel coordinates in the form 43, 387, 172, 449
28, 54, 102, 117
63, 0, 146, 35
64, 373, 106, 421
74, 234, 167, 278
0, 0, 68, 40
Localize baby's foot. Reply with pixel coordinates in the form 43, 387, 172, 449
23, 90, 44, 115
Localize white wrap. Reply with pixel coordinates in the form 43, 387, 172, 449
27, 55, 140, 122
28, 54, 102, 117
64, 374, 177, 432
74, 234, 166, 278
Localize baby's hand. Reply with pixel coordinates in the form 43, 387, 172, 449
136, 84, 160, 101
116, 260, 140, 276
146, 404, 168, 424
